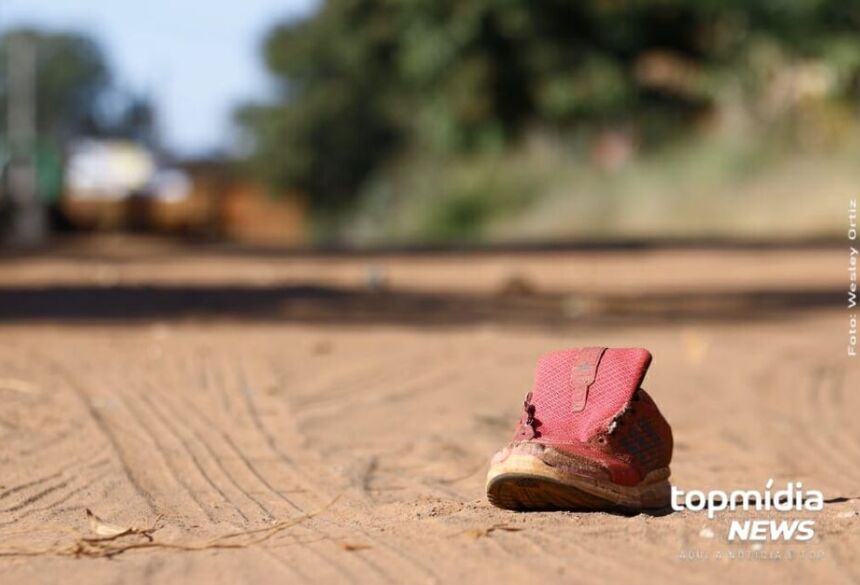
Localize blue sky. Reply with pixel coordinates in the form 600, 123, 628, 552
0, 0, 319, 155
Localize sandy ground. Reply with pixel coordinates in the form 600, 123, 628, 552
0, 238, 857, 584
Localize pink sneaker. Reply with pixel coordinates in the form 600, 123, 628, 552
486, 347, 673, 511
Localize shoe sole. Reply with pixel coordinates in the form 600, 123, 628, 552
486, 452, 671, 512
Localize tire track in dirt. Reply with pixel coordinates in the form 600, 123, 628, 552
40, 356, 158, 514
0, 470, 68, 502
265, 342, 485, 584
134, 390, 252, 524
174, 354, 308, 511
0, 347, 161, 526
139, 376, 279, 523
1, 428, 109, 497
0, 468, 113, 529
0, 456, 110, 513
166, 392, 386, 584
218, 431, 304, 506
0, 481, 72, 514
229, 355, 444, 583
183, 423, 276, 521
236, 364, 304, 472
117, 388, 219, 523
233, 361, 421, 584
167, 351, 386, 584
144, 348, 370, 582
197, 349, 236, 415
22, 339, 386, 584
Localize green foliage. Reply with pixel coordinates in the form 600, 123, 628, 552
239, 0, 860, 222
0, 29, 157, 145
415, 156, 542, 242
0, 29, 108, 137
347, 148, 549, 243
347, 116, 860, 244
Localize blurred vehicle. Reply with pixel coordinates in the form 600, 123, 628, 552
60, 139, 306, 243
64, 139, 155, 201
61, 138, 181, 230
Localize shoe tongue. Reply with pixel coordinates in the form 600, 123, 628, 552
570, 347, 607, 412
534, 347, 652, 417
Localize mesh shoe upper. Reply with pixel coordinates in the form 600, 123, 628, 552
512, 347, 673, 485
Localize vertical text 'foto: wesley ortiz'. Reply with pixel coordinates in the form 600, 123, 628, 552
848, 199, 856, 357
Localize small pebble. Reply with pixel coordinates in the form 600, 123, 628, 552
698, 527, 714, 539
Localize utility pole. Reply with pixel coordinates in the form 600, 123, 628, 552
6, 33, 47, 246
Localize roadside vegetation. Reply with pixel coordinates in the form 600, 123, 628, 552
238, 0, 860, 243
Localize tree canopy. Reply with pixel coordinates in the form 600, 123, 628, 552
0, 28, 157, 146
239, 0, 860, 217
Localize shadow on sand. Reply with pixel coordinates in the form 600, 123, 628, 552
0, 283, 842, 326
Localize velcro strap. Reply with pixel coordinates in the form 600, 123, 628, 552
570, 347, 607, 412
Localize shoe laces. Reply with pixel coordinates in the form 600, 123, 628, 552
607, 389, 641, 434
521, 391, 540, 438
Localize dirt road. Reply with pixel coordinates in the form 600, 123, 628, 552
1, 239, 857, 584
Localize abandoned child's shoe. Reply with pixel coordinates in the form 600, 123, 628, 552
486, 347, 673, 511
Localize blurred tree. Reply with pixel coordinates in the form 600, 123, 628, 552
239, 0, 860, 219
237, 0, 405, 217
100, 92, 160, 148
0, 28, 157, 144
